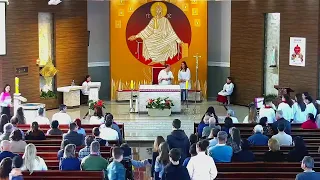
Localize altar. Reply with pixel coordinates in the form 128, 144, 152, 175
57, 86, 83, 107
138, 85, 181, 113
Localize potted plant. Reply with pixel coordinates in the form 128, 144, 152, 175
146, 97, 174, 116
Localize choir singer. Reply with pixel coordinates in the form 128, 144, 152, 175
158, 64, 174, 85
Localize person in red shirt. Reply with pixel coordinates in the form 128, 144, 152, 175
301, 113, 318, 129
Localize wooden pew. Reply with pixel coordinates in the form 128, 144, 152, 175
18, 151, 112, 161
26, 140, 120, 146
17, 124, 125, 139
216, 172, 297, 179
22, 171, 104, 180
36, 146, 112, 152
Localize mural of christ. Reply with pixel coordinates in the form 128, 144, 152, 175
128, 2, 184, 65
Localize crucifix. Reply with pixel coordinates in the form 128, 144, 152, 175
193, 54, 201, 113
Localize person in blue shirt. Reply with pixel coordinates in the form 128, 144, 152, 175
9, 156, 23, 180
208, 131, 233, 162
107, 147, 126, 180
296, 156, 320, 180
247, 125, 269, 146
59, 144, 81, 171
182, 143, 197, 167
0, 140, 18, 162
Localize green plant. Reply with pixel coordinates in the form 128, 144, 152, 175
40, 90, 57, 99
146, 97, 174, 110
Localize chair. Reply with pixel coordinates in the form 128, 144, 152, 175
152, 67, 165, 84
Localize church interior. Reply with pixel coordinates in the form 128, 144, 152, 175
0, 0, 320, 179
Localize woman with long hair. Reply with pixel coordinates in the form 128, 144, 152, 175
305, 96, 317, 117
201, 106, 219, 124
0, 157, 12, 180
197, 112, 211, 137
301, 113, 318, 129
25, 121, 46, 140
21, 144, 47, 173
293, 93, 307, 123
89, 106, 104, 125
57, 139, 70, 160
222, 117, 234, 135
0, 85, 12, 118
277, 94, 293, 121
287, 136, 309, 162
259, 117, 271, 135
178, 61, 191, 103
155, 142, 170, 180
226, 127, 241, 153
243, 103, 257, 123
0, 115, 9, 134
59, 144, 80, 171
151, 136, 165, 180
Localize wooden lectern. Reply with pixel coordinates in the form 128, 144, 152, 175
274, 85, 294, 97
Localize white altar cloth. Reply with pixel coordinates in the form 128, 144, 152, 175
138, 85, 181, 113
57, 86, 83, 107
21, 103, 46, 124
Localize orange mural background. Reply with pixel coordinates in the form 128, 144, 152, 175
110, 0, 207, 100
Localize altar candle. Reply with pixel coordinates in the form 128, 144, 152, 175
130, 80, 134, 90
186, 80, 189, 89
15, 77, 19, 94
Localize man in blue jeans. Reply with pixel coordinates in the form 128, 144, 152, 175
208, 131, 233, 162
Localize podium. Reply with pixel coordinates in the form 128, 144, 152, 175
274, 85, 294, 97
88, 82, 101, 101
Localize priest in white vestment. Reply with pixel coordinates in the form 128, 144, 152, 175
217, 77, 234, 105
158, 64, 174, 85
128, 2, 183, 65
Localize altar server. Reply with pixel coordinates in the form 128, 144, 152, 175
217, 77, 234, 105
277, 94, 294, 121
305, 96, 317, 118
292, 93, 307, 123
81, 75, 91, 96
158, 64, 174, 85
259, 99, 276, 124
0, 84, 12, 118
178, 61, 191, 102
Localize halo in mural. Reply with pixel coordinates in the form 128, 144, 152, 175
126, 1, 191, 67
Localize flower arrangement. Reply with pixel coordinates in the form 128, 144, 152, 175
146, 97, 174, 110
88, 99, 105, 110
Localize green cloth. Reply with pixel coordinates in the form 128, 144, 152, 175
81, 154, 109, 171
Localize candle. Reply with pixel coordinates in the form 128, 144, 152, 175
15, 77, 19, 94
130, 80, 134, 90
186, 80, 189, 89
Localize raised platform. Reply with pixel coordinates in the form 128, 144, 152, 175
46, 101, 248, 141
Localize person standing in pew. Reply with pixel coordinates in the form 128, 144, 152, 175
25, 122, 46, 140
0, 141, 18, 162
162, 148, 190, 180
263, 138, 285, 162
287, 136, 309, 162
81, 141, 109, 171
59, 144, 81, 171
46, 120, 63, 136
62, 122, 84, 146
271, 110, 291, 135
78, 135, 95, 160
21, 144, 48, 173
296, 156, 320, 180
107, 147, 126, 180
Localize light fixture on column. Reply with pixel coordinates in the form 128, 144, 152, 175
48, 0, 62, 5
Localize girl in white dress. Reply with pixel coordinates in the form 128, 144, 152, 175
292, 93, 307, 123
89, 106, 105, 125
305, 96, 317, 118
178, 61, 191, 102
277, 94, 294, 121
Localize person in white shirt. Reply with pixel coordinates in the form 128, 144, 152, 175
158, 64, 174, 85
99, 119, 119, 141
217, 77, 234, 105
33, 108, 50, 125
187, 140, 217, 180
52, 104, 72, 125
259, 99, 276, 124
226, 109, 239, 123
305, 96, 317, 118
271, 123, 292, 146
81, 75, 91, 96
89, 106, 104, 125
178, 61, 191, 102
21, 144, 48, 173
293, 93, 308, 123
277, 94, 294, 121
